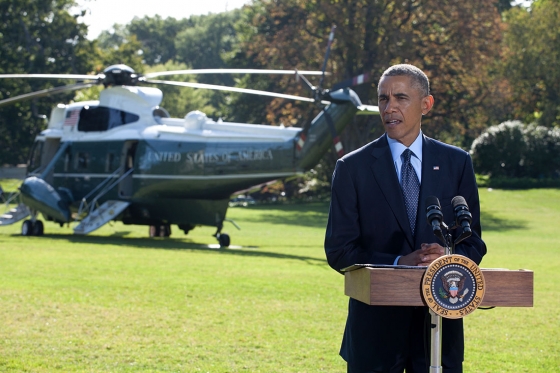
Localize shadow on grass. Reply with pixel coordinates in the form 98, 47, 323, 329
480, 210, 527, 231
25, 233, 328, 266
243, 203, 529, 233
238, 201, 532, 234
235, 202, 330, 228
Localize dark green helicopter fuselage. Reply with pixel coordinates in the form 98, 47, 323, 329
49, 138, 297, 227
23, 85, 366, 232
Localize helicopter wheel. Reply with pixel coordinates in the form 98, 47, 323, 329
21, 220, 33, 236
149, 224, 171, 237
218, 233, 230, 248
149, 225, 161, 237
32, 220, 44, 236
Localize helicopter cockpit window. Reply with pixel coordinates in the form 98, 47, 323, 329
78, 106, 140, 132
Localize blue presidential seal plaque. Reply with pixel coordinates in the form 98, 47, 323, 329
422, 255, 486, 319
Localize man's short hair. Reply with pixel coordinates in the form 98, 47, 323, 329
379, 64, 430, 97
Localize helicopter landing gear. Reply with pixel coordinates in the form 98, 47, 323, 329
213, 218, 240, 247
213, 221, 231, 247
32, 220, 44, 236
149, 224, 171, 237
21, 220, 32, 236
217, 233, 230, 247
21, 219, 44, 236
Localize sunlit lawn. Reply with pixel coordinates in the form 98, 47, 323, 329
0, 186, 558, 372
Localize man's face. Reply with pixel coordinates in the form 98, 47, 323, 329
377, 75, 434, 147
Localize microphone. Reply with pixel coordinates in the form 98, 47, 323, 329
426, 196, 445, 243
451, 196, 472, 243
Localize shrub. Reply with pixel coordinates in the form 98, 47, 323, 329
470, 121, 560, 179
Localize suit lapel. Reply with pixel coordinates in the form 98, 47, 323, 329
417, 135, 443, 245
369, 135, 414, 247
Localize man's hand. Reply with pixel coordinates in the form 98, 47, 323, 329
397, 243, 445, 266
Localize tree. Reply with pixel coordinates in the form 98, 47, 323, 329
501, 0, 560, 127
174, 11, 241, 80
96, 32, 145, 72
127, 15, 194, 65
174, 10, 243, 118
0, 0, 97, 165
231, 0, 504, 170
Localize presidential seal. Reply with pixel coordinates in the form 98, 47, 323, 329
421, 254, 485, 319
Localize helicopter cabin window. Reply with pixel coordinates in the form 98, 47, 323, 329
105, 152, 117, 172
28, 141, 44, 172
78, 106, 140, 132
64, 149, 72, 172
75, 152, 89, 170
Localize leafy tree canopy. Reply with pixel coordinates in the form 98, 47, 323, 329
231, 0, 504, 156
502, 0, 560, 127
0, 0, 96, 165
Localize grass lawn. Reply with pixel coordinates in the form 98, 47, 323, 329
0, 187, 558, 372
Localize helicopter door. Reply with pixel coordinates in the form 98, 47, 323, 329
27, 140, 44, 175
40, 138, 61, 184
118, 141, 138, 198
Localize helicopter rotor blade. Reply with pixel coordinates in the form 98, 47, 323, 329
145, 79, 330, 104
0, 82, 96, 107
143, 69, 329, 79
295, 69, 316, 92
0, 73, 102, 81
318, 25, 336, 91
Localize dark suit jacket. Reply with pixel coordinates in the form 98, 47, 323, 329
324, 133, 487, 371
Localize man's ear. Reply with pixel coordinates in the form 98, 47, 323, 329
422, 95, 435, 114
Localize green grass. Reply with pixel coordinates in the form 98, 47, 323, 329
0, 189, 559, 372
0, 178, 22, 195
466, 188, 560, 373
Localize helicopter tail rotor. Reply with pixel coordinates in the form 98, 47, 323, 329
295, 25, 346, 158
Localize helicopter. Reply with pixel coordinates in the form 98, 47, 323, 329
0, 29, 378, 247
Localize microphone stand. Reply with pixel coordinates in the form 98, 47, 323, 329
429, 222, 449, 373
429, 309, 443, 373
429, 223, 467, 373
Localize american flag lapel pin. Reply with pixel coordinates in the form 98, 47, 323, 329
433, 166, 440, 170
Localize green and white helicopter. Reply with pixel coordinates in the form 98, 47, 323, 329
0, 29, 378, 246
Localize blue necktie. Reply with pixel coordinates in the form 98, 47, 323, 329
401, 149, 420, 236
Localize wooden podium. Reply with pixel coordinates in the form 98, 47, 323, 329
344, 266, 533, 307
344, 264, 533, 372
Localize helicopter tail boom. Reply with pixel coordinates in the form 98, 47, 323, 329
295, 86, 380, 171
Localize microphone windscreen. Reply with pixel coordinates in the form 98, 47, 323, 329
426, 196, 441, 208
451, 196, 468, 209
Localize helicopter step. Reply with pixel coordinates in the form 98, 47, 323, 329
0, 204, 30, 226
74, 200, 130, 235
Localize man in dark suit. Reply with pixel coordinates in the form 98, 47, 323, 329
324, 64, 486, 373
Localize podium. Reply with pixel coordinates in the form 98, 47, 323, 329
344, 264, 533, 372
345, 266, 533, 307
